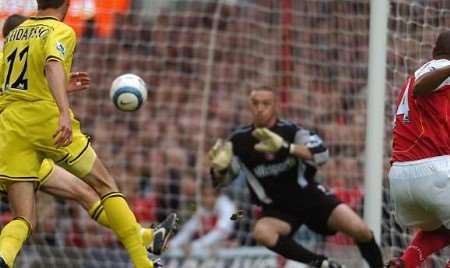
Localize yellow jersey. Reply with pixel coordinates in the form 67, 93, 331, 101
0, 51, 3, 90
0, 16, 76, 105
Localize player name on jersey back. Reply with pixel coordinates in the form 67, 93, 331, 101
4, 25, 51, 43
392, 59, 450, 162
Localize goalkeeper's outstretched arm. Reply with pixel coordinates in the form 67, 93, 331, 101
252, 127, 329, 167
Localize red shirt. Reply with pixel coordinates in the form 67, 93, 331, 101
392, 59, 450, 162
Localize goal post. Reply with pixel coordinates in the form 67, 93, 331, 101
363, 0, 389, 243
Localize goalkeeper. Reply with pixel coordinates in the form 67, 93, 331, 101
0, 14, 176, 268
208, 85, 383, 268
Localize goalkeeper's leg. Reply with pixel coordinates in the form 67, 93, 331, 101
327, 204, 383, 268
254, 217, 341, 267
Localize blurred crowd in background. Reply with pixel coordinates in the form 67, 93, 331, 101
0, 0, 449, 257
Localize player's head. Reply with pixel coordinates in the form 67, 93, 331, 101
432, 31, 450, 59
249, 85, 278, 128
2, 14, 28, 38
36, 0, 70, 20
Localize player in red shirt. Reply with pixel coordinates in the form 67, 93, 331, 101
387, 31, 450, 268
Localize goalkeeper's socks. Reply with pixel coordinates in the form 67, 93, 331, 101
88, 201, 155, 248
268, 235, 326, 265
401, 229, 450, 267
101, 192, 153, 268
0, 217, 31, 267
356, 236, 383, 268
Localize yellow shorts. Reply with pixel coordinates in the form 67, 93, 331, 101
0, 100, 96, 187
0, 158, 55, 194
38, 159, 55, 186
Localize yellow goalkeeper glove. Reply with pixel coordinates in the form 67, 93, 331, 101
208, 139, 233, 173
252, 128, 294, 154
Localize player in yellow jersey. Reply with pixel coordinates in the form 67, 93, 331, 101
0, 14, 176, 268
0, 1, 171, 268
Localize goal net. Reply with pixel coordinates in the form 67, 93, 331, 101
1, 0, 448, 267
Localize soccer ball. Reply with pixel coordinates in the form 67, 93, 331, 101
110, 73, 147, 112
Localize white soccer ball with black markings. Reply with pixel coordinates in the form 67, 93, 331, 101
110, 73, 147, 112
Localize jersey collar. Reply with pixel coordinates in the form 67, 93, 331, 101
29, 16, 59, 21
252, 118, 279, 130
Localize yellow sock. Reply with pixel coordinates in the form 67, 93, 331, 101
88, 201, 155, 248
102, 193, 152, 268
88, 200, 110, 228
0, 217, 31, 267
141, 228, 154, 249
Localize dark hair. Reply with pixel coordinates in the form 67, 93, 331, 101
433, 31, 450, 59
2, 14, 28, 38
37, 0, 66, 10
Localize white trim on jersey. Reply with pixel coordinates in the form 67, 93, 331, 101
395, 78, 411, 124
236, 157, 273, 205
296, 161, 308, 188
294, 128, 329, 166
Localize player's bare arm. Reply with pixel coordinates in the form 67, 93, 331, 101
289, 144, 313, 160
45, 60, 72, 147
413, 65, 450, 96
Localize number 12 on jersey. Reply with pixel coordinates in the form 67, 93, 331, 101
3, 46, 29, 91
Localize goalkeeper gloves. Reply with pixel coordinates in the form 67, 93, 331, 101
208, 139, 233, 173
252, 128, 295, 154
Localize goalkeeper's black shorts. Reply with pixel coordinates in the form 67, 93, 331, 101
261, 183, 341, 236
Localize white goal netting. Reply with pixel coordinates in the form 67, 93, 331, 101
1, 0, 449, 267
